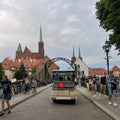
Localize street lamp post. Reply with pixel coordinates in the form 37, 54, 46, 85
103, 40, 111, 75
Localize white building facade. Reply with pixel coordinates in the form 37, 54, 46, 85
71, 46, 89, 78
75, 57, 89, 78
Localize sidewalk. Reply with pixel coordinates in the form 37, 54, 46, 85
1, 84, 120, 120
77, 85, 120, 120
0, 84, 51, 111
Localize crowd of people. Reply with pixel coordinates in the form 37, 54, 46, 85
0, 72, 120, 116
21, 77, 37, 94
81, 71, 120, 107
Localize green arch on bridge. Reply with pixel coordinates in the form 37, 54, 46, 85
46, 57, 75, 69
29, 57, 76, 80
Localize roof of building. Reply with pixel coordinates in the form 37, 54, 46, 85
2, 57, 42, 70
2, 56, 59, 73
111, 65, 120, 71
24, 46, 31, 54
89, 68, 107, 76
17, 43, 22, 52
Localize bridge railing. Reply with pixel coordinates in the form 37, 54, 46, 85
0, 79, 52, 97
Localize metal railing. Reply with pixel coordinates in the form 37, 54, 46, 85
0, 80, 52, 97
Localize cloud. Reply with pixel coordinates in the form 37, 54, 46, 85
61, 27, 80, 36
66, 14, 80, 23
0, 0, 120, 69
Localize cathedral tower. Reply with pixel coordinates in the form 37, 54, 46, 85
15, 43, 23, 59
71, 45, 76, 64
78, 46, 82, 60
38, 25, 44, 59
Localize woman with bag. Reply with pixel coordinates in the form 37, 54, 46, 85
0, 75, 14, 116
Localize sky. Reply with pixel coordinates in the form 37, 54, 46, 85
0, 0, 120, 70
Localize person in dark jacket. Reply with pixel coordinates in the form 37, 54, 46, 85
0, 75, 13, 116
100, 73, 107, 95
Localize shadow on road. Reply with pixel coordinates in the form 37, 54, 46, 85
52, 100, 76, 105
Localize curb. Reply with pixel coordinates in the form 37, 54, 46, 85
77, 87, 119, 120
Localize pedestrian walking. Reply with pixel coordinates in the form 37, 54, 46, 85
24, 77, 30, 94
74, 77, 78, 86
89, 77, 93, 91
22, 77, 26, 93
86, 78, 89, 91
0, 75, 14, 116
106, 71, 118, 106
91, 77, 97, 97
99, 73, 107, 95
31, 78, 37, 93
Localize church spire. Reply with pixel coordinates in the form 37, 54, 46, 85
73, 45, 75, 57
15, 43, 22, 59
17, 43, 22, 52
38, 23, 44, 59
78, 46, 82, 60
71, 45, 76, 64
40, 24, 43, 43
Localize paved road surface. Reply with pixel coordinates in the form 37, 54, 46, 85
0, 87, 112, 120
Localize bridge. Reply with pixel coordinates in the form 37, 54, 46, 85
29, 57, 81, 80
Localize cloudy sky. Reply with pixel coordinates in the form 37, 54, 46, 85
0, 0, 120, 69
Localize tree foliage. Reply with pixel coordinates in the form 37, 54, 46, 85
32, 67, 36, 74
15, 63, 28, 80
96, 0, 120, 52
0, 63, 4, 82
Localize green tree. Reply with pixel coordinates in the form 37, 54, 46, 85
32, 67, 36, 74
0, 63, 4, 82
15, 63, 28, 80
96, 0, 120, 52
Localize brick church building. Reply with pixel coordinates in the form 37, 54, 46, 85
2, 26, 59, 80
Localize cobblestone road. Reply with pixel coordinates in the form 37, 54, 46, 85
0, 87, 112, 120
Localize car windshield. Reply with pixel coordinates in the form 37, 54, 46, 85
51, 70, 76, 81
